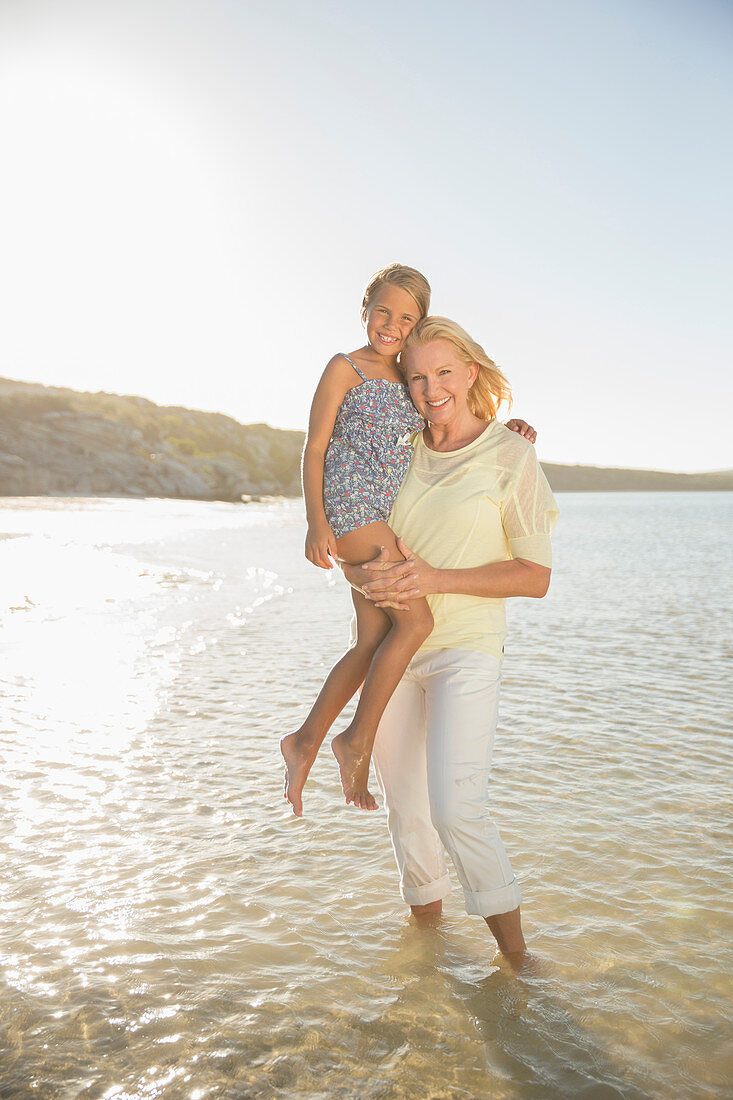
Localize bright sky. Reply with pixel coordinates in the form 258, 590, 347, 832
1, 0, 731, 471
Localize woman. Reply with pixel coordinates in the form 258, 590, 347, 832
341, 316, 558, 963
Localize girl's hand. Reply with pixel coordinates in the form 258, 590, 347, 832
305, 521, 338, 569
505, 418, 537, 443
362, 538, 438, 607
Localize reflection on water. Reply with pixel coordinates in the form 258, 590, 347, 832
1, 494, 731, 1098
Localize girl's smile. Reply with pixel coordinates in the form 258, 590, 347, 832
365, 284, 420, 358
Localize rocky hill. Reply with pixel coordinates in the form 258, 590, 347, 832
0, 378, 304, 501
0, 378, 731, 500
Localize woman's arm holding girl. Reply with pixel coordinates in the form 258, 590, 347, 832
351, 439, 556, 606
359, 538, 550, 608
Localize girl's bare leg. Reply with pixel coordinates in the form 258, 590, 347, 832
331, 521, 433, 810
281, 589, 391, 816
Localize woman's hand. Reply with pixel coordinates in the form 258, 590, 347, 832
505, 418, 537, 443
305, 520, 338, 569
340, 548, 408, 609
362, 538, 438, 609
340, 547, 391, 592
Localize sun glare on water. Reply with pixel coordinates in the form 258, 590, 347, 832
1, 536, 175, 759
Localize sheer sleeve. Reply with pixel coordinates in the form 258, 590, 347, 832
500, 444, 559, 567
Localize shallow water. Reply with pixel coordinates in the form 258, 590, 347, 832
1, 493, 731, 1099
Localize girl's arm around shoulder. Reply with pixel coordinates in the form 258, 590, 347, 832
504, 418, 537, 443
302, 355, 358, 569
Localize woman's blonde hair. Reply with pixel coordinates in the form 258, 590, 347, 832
361, 263, 431, 323
403, 316, 512, 421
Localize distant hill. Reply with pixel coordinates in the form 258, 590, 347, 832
540, 462, 733, 492
0, 378, 730, 500
0, 378, 303, 501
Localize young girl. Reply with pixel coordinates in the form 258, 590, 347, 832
281, 264, 534, 817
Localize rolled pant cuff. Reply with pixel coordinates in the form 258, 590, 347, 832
400, 874, 452, 907
464, 878, 522, 918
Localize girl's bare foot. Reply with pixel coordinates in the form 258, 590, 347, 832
280, 730, 319, 817
331, 729, 378, 810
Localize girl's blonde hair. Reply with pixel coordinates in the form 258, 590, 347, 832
403, 316, 512, 421
361, 263, 431, 323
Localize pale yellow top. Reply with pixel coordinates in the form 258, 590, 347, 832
390, 420, 559, 659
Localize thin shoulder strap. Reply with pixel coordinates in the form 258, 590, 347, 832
339, 353, 368, 382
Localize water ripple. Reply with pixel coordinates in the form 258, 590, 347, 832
1, 494, 731, 1098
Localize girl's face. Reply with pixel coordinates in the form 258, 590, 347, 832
364, 285, 420, 357
402, 339, 479, 425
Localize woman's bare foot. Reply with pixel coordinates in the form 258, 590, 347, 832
280, 729, 320, 817
494, 949, 547, 978
331, 729, 378, 810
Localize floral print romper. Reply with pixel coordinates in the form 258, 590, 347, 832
323, 354, 425, 539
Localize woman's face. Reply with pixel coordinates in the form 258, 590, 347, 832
402, 339, 478, 424
364, 285, 420, 358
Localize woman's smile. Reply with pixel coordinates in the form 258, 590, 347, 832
403, 338, 481, 432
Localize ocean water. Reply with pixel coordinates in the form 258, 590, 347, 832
1, 492, 731, 1100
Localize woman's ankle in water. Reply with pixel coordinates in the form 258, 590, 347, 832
485, 907, 526, 956
410, 900, 443, 925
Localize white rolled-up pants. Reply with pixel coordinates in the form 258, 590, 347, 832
372, 648, 522, 918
